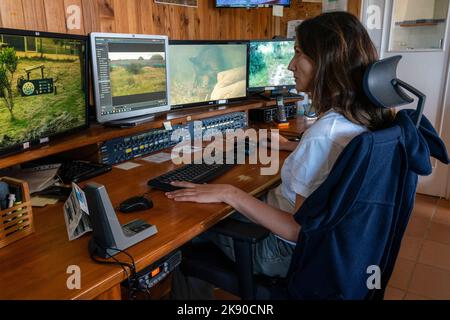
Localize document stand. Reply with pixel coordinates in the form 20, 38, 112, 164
84, 182, 158, 258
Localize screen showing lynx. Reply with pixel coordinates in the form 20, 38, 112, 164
169, 43, 248, 107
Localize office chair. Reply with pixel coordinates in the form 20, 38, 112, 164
179, 56, 432, 300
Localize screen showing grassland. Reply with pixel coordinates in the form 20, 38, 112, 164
108, 52, 167, 97
0, 34, 86, 152
249, 41, 295, 89
169, 44, 247, 106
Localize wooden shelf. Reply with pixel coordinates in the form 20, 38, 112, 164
396, 19, 445, 27
399, 22, 438, 27
0, 98, 295, 169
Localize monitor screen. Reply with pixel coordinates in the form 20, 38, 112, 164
91, 33, 170, 123
169, 41, 248, 108
216, 0, 290, 7
248, 40, 296, 91
0, 28, 88, 157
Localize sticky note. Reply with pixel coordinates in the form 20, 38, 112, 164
163, 121, 173, 131
273, 5, 283, 17
115, 162, 142, 171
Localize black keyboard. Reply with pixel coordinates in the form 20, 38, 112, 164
147, 162, 235, 192
58, 160, 112, 184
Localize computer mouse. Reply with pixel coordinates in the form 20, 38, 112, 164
119, 196, 153, 213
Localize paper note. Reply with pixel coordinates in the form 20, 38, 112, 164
31, 196, 59, 207
287, 20, 303, 38
163, 121, 173, 131
272, 5, 283, 17
142, 153, 174, 164
322, 0, 348, 13
114, 162, 142, 171
172, 145, 202, 154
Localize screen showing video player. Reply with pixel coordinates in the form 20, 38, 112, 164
169, 43, 248, 107
93, 37, 168, 117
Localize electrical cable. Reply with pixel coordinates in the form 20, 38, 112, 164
89, 239, 138, 300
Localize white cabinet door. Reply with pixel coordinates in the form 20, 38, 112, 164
378, 0, 450, 197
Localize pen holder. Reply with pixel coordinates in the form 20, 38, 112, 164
0, 177, 34, 249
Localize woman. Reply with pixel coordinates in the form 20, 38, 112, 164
167, 12, 395, 280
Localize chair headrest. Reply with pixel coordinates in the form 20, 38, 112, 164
363, 55, 414, 109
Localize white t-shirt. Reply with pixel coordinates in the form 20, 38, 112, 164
280, 110, 369, 205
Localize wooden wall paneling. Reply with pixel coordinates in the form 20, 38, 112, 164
81, 0, 100, 33
187, 6, 200, 40
217, 8, 228, 40
241, 9, 251, 40
173, 6, 189, 40
63, 0, 85, 34
258, 9, 271, 39
170, 6, 181, 39
162, 4, 172, 37
22, 0, 47, 31
178, 6, 189, 39
151, 2, 166, 37
43, 0, 67, 33
199, 0, 215, 40
227, 8, 237, 39
97, 0, 116, 33
0, 0, 329, 39
125, 0, 141, 34
279, 1, 322, 38
0, 0, 26, 29
192, 4, 201, 39
111, 0, 129, 33
137, 0, 154, 35
348, 0, 362, 17
246, 9, 256, 39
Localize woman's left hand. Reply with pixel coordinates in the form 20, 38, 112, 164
165, 182, 236, 204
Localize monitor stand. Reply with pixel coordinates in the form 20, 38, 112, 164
104, 114, 156, 128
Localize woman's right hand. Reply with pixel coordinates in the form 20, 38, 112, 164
261, 132, 298, 152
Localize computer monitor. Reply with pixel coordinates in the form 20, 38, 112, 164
169, 41, 248, 109
248, 39, 296, 95
0, 28, 88, 158
216, 0, 291, 8
90, 33, 170, 126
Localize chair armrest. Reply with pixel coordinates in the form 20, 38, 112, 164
210, 218, 270, 244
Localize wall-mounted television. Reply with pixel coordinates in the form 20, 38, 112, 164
216, 0, 291, 8
169, 40, 248, 109
0, 28, 89, 158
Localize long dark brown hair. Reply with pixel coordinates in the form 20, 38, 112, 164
296, 12, 395, 131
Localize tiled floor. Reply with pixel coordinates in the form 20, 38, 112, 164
214, 193, 450, 300
385, 194, 450, 300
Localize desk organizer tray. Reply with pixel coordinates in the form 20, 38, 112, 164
0, 177, 34, 248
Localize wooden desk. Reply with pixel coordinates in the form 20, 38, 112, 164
0, 116, 312, 300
